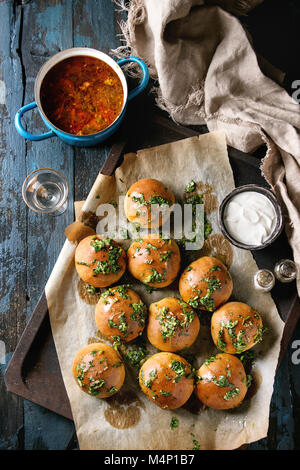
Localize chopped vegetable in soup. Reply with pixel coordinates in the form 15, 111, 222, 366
40, 56, 124, 135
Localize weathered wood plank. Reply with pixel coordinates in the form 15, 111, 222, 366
20, 0, 75, 449
0, 0, 26, 450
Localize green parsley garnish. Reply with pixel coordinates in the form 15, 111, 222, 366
130, 302, 147, 326
159, 250, 173, 262
170, 416, 179, 430
224, 387, 240, 401
85, 284, 100, 295
204, 356, 216, 366
160, 390, 171, 397
144, 268, 166, 284
93, 245, 123, 275
254, 326, 268, 344
157, 305, 195, 342
144, 369, 157, 389
125, 343, 148, 369
170, 360, 186, 383
185, 180, 196, 193
233, 329, 247, 353
88, 378, 106, 396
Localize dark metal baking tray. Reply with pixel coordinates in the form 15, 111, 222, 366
5, 115, 300, 420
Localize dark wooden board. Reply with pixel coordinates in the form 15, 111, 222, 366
4, 114, 300, 421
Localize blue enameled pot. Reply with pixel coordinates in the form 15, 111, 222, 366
14, 47, 149, 147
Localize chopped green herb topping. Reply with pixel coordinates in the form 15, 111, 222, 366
205, 356, 216, 366
239, 350, 256, 367
132, 193, 172, 207
112, 362, 123, 368
115, 284, 131, 299
185, 180, 196, 193
170, 360, 187, 383
211, 375, 232, 388
160, 390, 172, 397
217, 327, 226, 351
90, 237, 112, 252
254, 326, 268, 344
221, 319, 238, 340
144, 369, 157, 389
170, 416, 179, 430
224, 387, 240, 401
246, 374, 253, 388
85, 284, 100, 295
93, 244, 123, 275
159, 250, 173, 262
130, 302, 147, 326
233, 329, 247, 353
192, 437, 200, 450
144, 268, 166, 284
188, 275, 222, 312
148, 195, 172, 207
210, 265, 221, 272
125, 343, 148, 369
157, 304, 195, 342
88, 378, 106, 396
145, 285, 157, 294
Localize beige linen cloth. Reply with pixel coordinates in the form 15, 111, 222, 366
46, 132, 284, 450
114, 0, 300, 295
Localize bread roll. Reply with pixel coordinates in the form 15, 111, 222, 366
139, 352, 194, 409
95, 285, 147, 342
179, 256, 233, 312
147, 297, 200, 352
211, 301, 264, 354
127, 235, 181, 288
124, 178, 175, 228
72, 343, 125, 398
75, 235, 126, 287
195, 353, 247, 409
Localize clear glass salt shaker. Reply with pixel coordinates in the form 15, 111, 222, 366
254, 269, 275, 292
274, 259, 298, 283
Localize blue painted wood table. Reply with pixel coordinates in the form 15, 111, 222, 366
0, 0, 299, 450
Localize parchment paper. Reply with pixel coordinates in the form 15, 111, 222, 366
45, 131, 284, 450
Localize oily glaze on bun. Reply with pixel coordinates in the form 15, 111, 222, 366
127, 235, 181, 288
72, 343, 125, 398
211, 301, 264, 354
179, 256, 233, 312
195, 353, 247, 410
139, 352, 194, 409
95, 285, 147, 342
147, 297, 200, 352
75, 235, 126, 288
124, 178, 175, 228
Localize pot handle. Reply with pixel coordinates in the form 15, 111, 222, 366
117, 57, 149, 102
15, 102, 55, 141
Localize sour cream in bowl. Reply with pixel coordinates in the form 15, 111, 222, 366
218, 185, 284, 250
